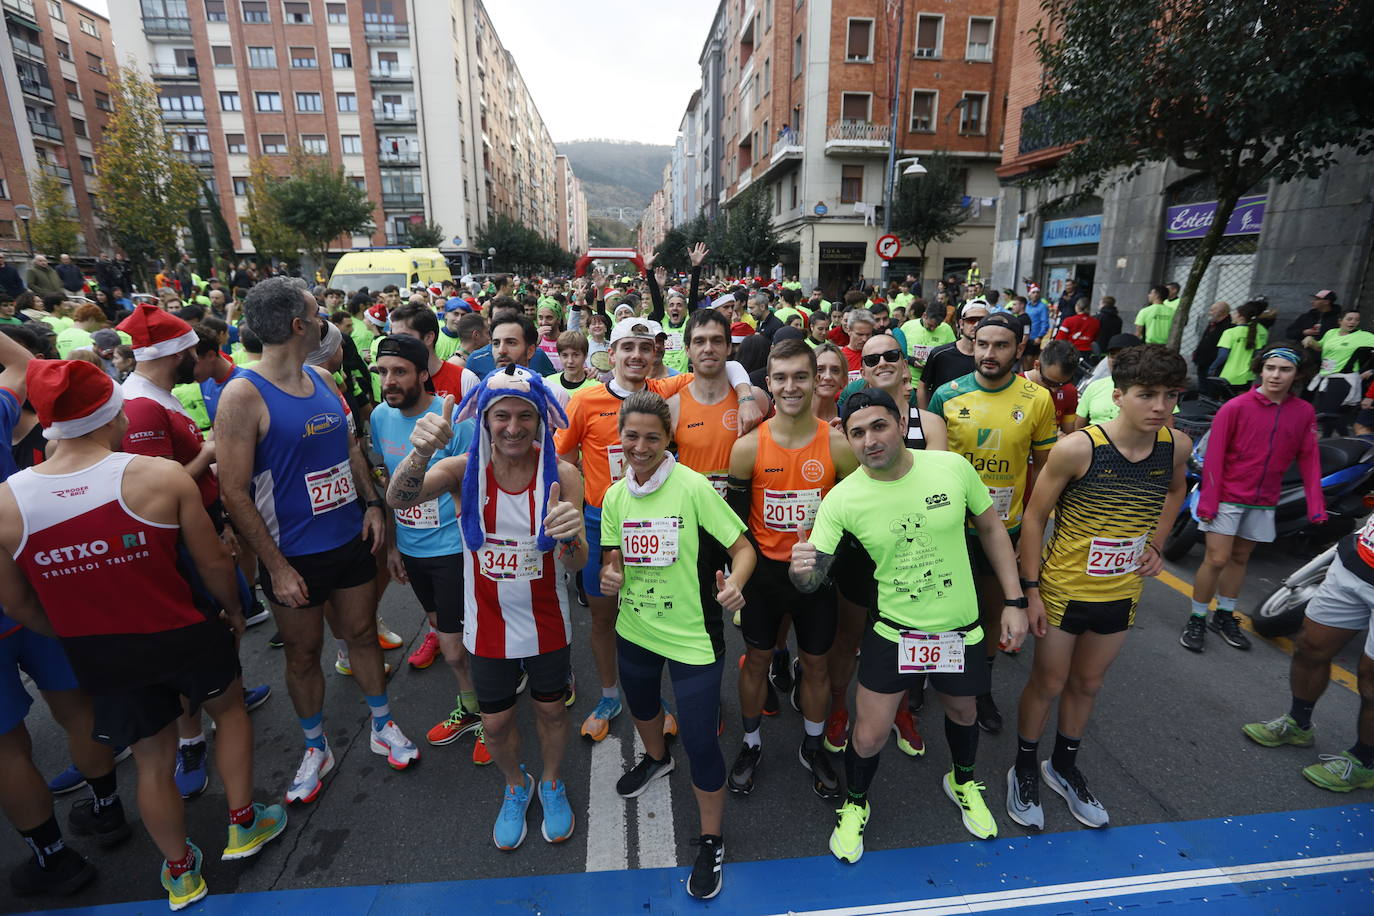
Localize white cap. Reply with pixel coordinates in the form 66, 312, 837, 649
712, 293, 737, 310
609, 316, 666, 346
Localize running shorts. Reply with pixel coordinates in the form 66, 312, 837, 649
400, 553, 464, 634
1046, 596, 1135, 635
0, 628, 81, 736
1199, 503, 1276, 543
469, 647, 571, 715
259, 536, 376, 608
741, 555, 837, 657
1304, 553, 1374, 659
857, 623, 990, 698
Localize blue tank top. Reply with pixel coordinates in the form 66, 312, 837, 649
240, 367, 362, 557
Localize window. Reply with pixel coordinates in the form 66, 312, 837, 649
248, 47, 276, 68
960, 92, 987, 133
301, 134, 327, 154
80, 155, 95, 174
94, 91, 111, 111
0, 179, 7, 199
219, 91, 240, 110
225, 132, 247, 153
326, 2, 346, 23
910, 90, 937, 132
915, 14, 942, 57
46, 1, 62, 20
212, 45, 233, 67
205, 0, 226, 21
840, 165, 864, 203
348, 176, 366, 192
242, 1, 269, 23
64, 78, 80, 101
845, 18, 873, 61
159, 92, 204, 116
966, 17, 994, 61
793, 33, 803, 76
0, 221, 15, 240
261, 133, 287, 154
340, 134, 361, 154
72, 117, 86, 137
232, 177, 249, 196
79, 17, 99, 37
336, 91, 356, 112
174, 47, 197, 69
284, 1, 311, 23
295, 92, 322, 112
255, 91, 282, 111
840, 92, 871, 122
331, 48, 352, 68
763, 57, 770, 94
55, 39, 71, 61
290, 46, 317, 68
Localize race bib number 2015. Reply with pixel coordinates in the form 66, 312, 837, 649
763, 488, 821, 531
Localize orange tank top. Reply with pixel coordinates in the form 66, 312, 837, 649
749, 417, 836, 561
674, 385, 739, 498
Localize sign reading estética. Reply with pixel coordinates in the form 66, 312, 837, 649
1165, 195, 1266, 240
1042, 215, 1103, 248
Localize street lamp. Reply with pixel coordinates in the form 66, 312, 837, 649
880, 159, 926, 287
13, 204, 33, 257
487, 246, 496, 273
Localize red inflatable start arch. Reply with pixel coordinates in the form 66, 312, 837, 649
573, 248, 646, 277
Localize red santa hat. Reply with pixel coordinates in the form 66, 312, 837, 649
27, 359, 125, 441
365, 303, 389, 327
116, 303, 197, 361
730, 321, 755, 345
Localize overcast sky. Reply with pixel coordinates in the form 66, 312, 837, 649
86, 0, 716, 146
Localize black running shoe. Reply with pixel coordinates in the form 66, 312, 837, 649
67, 798, 131, 849
728, 743, 761, 795
687, 834, 724, 899
1207, 611, 1251, 650
799, 740, 840, 799
1179, 615, 1206, 653
268, 631, 285, 649
616, 752, 674, 798
768, 650, 793, 694
10, 850, 96, 898
975, 693, 1003, 734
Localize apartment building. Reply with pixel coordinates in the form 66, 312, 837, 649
109, 0, 580, 267
553, 153, 586, 255
0, 0, 115, 259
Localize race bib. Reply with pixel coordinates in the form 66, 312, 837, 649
848, 368, 863, 382
664, 331, 684, 352
621, 518, 679, 567
479, 535, 543, 581
1321, 357, 1336, 375
1086, 534, 1146, 577
763, 488, 821, 531
708, 473, 729, 499
607, 444, 625, 483
988, 486, 1014, 521
910, 345, 930, 367
1356, 516, 1374, 553
395, 499, 441, 529
305, 460, 356, 516
897, 630, 966, 674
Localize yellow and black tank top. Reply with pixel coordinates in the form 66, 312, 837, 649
1039, 425, 1174, 611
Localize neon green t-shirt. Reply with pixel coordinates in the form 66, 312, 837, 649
352, 323, 378, 364
601, 463, 746, 665
1217, 324, 1268, 386
930, 373, 1058, 531
1317, 328, 1374, 376
810, 450, 992, 642
898, 320, 955, 380
544, 370, 600, 396
662, 317, 689, 374
435, 328, 464, 362
1135, 303, 1178, 345
1077, 377, 1118, 424
173, 382, 212, 432
55, 326, 94, 358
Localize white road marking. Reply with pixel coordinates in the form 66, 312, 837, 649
633, 731, 678, 869
766, 851, 1374, 915
584, 734, 628, 872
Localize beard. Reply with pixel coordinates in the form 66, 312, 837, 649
175, 351, 197, 385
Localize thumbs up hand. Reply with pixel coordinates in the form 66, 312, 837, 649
410, 394, 455, 458
542, 479, 584, 542
715, 569, 745, 613
790, 527, 818, 580
600, 552, 624, 595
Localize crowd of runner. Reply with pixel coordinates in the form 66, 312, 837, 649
0, 252, 1368, 908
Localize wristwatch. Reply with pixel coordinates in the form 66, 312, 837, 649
1004, 596, 1029, 609
1019, 578, 1040, 590
366, 498, 385, 509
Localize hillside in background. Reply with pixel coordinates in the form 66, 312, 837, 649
558, 139, 672, 211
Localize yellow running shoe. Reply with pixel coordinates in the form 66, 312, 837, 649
222, 803, 288, 860
829, 799, 869, 864
943, 771, 998, 839
160, 841, 207, 911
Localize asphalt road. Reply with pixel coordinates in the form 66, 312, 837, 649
6, 536, 1368, 913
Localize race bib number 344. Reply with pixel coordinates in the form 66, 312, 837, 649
305, 460, 356, 516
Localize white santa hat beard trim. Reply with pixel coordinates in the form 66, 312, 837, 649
43, 386, 124, 440
131, 328, 198, 362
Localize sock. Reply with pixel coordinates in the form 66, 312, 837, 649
300, 712, 326, 750
460, 690, 479, 714
601, 685, 619, 701
1289, 697, 1317, 730
843, 743, 880, 803
1015, 736, 1039, 777
87, 770, 119, 810
1216, 595, 1238, 613
365, 694, 390, 731
1350, 741, 1374, 769
741, 714, 761, 748
229, 803, 256, 827
428, 624, 437, 637
165, 845, 196, 879
178, 734, 205, 749
1190, 599, 1209, 617
803, 717, 824, 737
945, 716, 979, 784
19, 816, 67, 870
1051, 732, 1081, 775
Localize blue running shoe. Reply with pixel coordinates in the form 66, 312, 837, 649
539, 778, 575, 843
493, 770, 534, 850
48, 746, 129, 795
174, 741, 209, 800
580, 695, 621, 741
244, 684, 272, 712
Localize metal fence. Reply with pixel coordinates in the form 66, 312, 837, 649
1164, 235, 1258, 359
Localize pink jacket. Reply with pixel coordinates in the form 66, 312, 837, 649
1199, 387, 1326, 522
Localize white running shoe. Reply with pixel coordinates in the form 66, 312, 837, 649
370, 720, 420, 769
285, 745, 335, 804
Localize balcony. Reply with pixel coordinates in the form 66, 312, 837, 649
369, 66, 412, 82
19, 78, 54, 102
160, 107, 206, 122
40, 162, 71, 181
381, 191, 423, 210
960, 196, 997, 227
10, 33, 42, 60
374, 107, 415, 124
377, 150, 420, 166
177, 149, 213, 166
2, 0, 38, 27
150, 63, 199, 79
144, 16, 192, 38
363, 21, 408, 42
824, 120, 891, 156
770, 131, 803, 164
28, 119, 62, 141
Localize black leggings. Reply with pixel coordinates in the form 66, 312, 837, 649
616, 636, 726, 792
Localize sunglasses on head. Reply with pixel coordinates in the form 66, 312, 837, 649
861, 348, 904, 368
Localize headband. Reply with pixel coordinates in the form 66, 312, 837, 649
1262, 347, 1301, 366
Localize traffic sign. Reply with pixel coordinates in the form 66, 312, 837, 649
876, 234, 902, 260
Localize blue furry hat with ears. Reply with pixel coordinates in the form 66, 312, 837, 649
456, 365, 568, 553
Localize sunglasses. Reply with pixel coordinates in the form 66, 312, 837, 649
861, 348, 904, 368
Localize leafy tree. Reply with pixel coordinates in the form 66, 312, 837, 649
725, 184, 779, 275
267, 150, 375, 270
652, 226, 692, 273
203, 181, 236, 275
28, 169, 80, 257
186, 204, 212, 278
1028, 0, 1374, 348
473, 213, 572, 273
888, 151, 970, 283
241, 157, 303, 269
99, 65, 199, 288
403, 218, 445, 248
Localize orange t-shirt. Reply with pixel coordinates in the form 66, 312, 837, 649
749, 417, 837, 561
674, 385, 739, 497
555, 375, 693, 508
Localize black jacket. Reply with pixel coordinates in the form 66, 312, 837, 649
1192, 316, 1233, 372
1094, 304, 1122, 348
1286, 308, 1338, 342
0, 264, 22, 297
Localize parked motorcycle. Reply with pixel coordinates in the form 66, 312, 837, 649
1250, 544, 1339, 638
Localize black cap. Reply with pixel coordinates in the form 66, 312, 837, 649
1106, 333, 1142, 352
841, 387, 901, 426
974, 312, 1024, 342
376, 334, 430, 374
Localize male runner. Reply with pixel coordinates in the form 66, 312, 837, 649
387, 302, 479, 400
900, 301, 955, 386
215, 277, 418, 806
1009, 346, 1189, 831
930, 314, 1057, 734
791, 388, 1026, 857
727, 338, 856, 797
0, 359, 286, 909
556, 317, 761, 740
387, 367, 587, 849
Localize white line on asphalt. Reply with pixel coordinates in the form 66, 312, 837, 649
765, 851, 1374, 915
584, 734, 628, 872
633, 731, 678, 869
